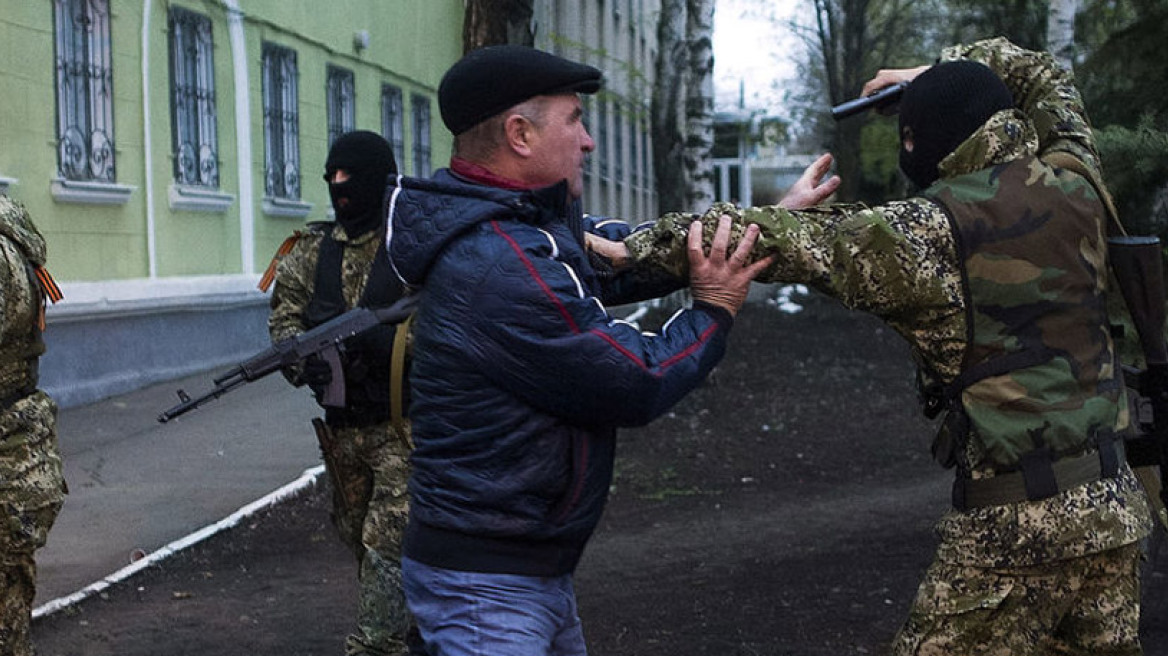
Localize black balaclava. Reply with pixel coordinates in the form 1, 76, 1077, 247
324, 130, 397, 237
898, 60, 1014, 190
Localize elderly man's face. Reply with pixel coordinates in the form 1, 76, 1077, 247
524, 93, 595, 198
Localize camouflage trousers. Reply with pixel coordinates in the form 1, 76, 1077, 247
890, 542, 1144, 656
1, 393, 66, 656
322, 420, 421, 656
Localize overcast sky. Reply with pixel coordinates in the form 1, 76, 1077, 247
713, 0, 801, 116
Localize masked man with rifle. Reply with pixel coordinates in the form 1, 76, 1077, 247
265, 131, 422, 656
590, 37, 1157, 655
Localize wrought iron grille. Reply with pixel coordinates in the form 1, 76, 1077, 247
381, 84, 405, 169
54, 0, 116, 182
168, 7, 219, 187
326, 65, 355, 146
262, 43, 300, 199
411, 95, 432, 177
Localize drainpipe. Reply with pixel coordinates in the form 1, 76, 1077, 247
141, 0, 157, 278
224, 0, 256, 274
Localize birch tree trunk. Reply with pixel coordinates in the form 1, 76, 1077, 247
652, 0, 717, 213
683, 0, 716, 211
1046, 0, 1078, 71
462, 0, 535, 52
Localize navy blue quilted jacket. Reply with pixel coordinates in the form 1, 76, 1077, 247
387, 168, 732, 576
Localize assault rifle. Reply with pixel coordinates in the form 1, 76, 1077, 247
1109, 235, 1168, 508
158, 295, 418, 423
831, 82, 909, 121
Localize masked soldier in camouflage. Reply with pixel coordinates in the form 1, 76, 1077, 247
592, 38, 1156, 655
0, 195, 65, 656
266, 131, 422, 656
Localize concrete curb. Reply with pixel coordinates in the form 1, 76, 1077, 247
32, 464, 326, 621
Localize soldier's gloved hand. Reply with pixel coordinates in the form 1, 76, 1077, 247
300, 354, 333, 399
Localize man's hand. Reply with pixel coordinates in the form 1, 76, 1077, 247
688, 215, 774, 317
861, 65, 930, 98
299, 354, 334, 401
779, 153, 841, 209
585, 232, 631, 270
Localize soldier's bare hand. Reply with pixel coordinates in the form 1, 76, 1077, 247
861, 65, 930, 98
779, 153, 840, 209
688, 215, 774, 317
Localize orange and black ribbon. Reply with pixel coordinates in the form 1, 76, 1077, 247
258, 231, 303, 292
34, 265, 63, 330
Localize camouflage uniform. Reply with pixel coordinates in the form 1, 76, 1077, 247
0, 197, 66, 656
625, 38, 1154, 655
269, 224, 415, 656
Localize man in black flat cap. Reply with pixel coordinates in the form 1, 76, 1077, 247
384, 45, 773, 655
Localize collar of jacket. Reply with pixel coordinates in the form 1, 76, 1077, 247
328, 221, 382, 246
937, 108, 1039, 180
450, 156, 541, 191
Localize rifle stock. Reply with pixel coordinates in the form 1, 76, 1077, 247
1109, 235, 1168, 508
158, 295, 418, 423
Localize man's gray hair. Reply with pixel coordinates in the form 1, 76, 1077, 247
452, 97, 549, 162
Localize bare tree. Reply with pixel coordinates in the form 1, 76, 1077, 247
800, 0, 921, 201
652, 0, 717, 213
653, 0, 689, 213
463, 0, 535, 52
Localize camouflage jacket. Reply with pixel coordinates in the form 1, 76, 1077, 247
268, 223, 383, 343
624, 38, 1152, 567
0, 195, 65, 517
0, 196, 48, 398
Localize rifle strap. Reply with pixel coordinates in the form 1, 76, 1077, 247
1040, 151, 1125, 236
390, 312, 414, 447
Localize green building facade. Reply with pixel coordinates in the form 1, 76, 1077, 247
0, 0, 463, 406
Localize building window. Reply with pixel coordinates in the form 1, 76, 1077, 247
326, 65, 355, 146
168, 7, 219, 187
582, 97, 593, 183
631, 118, 642, 189
643, 128, 654, 190
411, 95, 432, 177
598, 98, 609, 180
381, 84, 405, 169
53, 0, 116, 182
262, 43, 300, 199
614, 110, 625, 183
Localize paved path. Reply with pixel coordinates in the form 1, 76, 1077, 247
34, 368, 322, 606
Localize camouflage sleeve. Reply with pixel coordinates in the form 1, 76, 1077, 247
624, 199, 959, 319
267, 232, 321, 344
939, 37, 1101, 173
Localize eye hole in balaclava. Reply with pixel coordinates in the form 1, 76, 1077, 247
324, 130, 397, 237
898, 60, 1014, 190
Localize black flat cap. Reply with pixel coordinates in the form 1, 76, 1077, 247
439, 45, 603, 136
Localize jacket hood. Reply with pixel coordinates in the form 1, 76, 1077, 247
0, 196, 47, 266
937, 108, 1038, 181
386, 169, 571, 286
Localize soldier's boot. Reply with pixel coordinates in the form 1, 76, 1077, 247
344, 550, 421, 656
